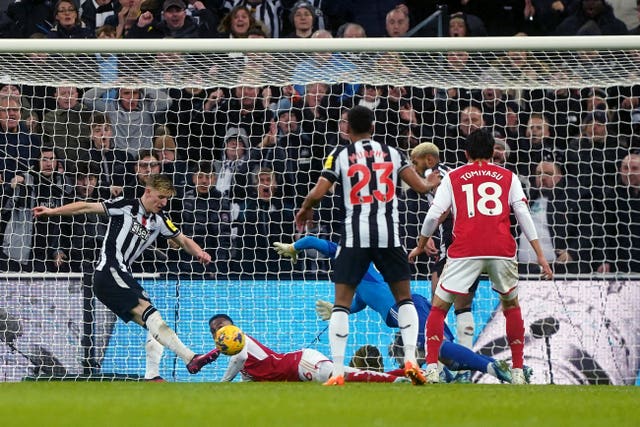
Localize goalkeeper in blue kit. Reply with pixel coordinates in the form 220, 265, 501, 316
274, 236, 529, 383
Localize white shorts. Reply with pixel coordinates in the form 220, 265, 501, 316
297, 348, 333, 382
436, 258, 519, 304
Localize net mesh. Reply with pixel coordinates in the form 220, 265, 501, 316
0, 42, 639, 384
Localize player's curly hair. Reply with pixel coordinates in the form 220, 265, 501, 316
208, 313, 234, 325
349, 345, 383, 372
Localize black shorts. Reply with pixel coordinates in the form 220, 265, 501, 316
93, 267, 151, 323
333, 246, 411, 286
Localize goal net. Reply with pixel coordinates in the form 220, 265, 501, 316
0, 37, 638, 385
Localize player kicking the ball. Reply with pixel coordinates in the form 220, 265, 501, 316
33, 174, 219, 379
208, 314, 409, 384
409, 129, 553, 384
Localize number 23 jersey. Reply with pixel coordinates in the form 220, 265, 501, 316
321, 139, 409, 249
432, 161, 527, 259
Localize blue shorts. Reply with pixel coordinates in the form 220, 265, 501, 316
333, 246, 411, 286
93, 266, 151, 323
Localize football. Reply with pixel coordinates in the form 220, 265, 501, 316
215, 325, 246, 355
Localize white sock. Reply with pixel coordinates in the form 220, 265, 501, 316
456, 311, 475, 349
398, 302, 419, 365
144, 331, 164, 379
328, 309, 349, 377
145, 311, 195, 364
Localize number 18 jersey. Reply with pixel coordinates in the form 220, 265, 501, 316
433, 161, 527, 259
321, 139, 409, 248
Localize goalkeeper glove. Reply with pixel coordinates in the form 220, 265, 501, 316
273, 242, 298, 263
315, 299, 334, 321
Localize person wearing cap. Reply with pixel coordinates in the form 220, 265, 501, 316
285, 1, 316, 38
127, 0, 219, 38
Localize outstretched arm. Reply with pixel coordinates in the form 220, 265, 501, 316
274, 236, 338, 263
33, 201, 105, 218
169, 233, 211, 265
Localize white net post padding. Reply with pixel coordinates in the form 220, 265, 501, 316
0, 37, 638, 383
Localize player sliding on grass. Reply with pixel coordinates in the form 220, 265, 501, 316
33, 174, 219, 379
208, 314, 410, 383
274, 236, 526, 384
409, 129, 553, 384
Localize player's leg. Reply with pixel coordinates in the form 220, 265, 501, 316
144, 331, 165, 381
327, 248, 370, 384
486, 259, 526, 384
451, 279, 478, 382
439, 341, 513, 383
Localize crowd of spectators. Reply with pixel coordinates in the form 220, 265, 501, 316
0, 0, 639, 278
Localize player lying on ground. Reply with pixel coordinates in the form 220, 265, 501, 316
33, 174, 219, 379
208, 314, 410, 383
274, 236, 526, 383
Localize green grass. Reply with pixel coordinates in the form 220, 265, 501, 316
1, 382, 639, 427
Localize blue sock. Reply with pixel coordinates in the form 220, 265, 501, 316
439, 341, 494, 373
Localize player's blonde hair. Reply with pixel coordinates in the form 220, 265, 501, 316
146, 174, 176, 196
410, 142, 439, 161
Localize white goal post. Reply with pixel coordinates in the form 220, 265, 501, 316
0, 36, 638, 385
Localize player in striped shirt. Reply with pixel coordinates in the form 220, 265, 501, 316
295, 105, 440, 386
410, 129, 553, 384
33, 174, 219, 379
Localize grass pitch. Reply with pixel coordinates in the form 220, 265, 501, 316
1, 382, 638, 427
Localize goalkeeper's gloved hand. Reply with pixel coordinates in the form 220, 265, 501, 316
273, 242, 298, 263
315, 299, 334, 321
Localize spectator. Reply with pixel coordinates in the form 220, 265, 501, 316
284, 0, 316, 37
42, 85, 93, 166
515, 112, 564, 181
5, 0, 55, 37
608, 0, 639, 30
522, 0, 576, 35
566, 110, 626, 192
127, 0, 219, 38
82, 85, 171, 159
447, 11, 488, 37
207, 85, 273, 150
48, 0, 95, 38
60, 161, 109, 274
0, 147, 68, 272
86, 112, 128, 198
631, 0, 640, 33
152, 132, 189, 191
178, 162, 236, 276
214, 128, 251, 203
517, 160, 584, 275
384, 5, 409, 37
600, 152, 640, 273
95, 25, 119, 85
336, 21, 366, 37
216, 4, 260, 37
332, 1, 406, 37
434, 104, 485, 167
222, 0, 283, 38
121, 150, 161, 199
555, 0, 628, 35
237, 166, 296, 278
0, 96, 41, 191
81, 0, 117, 32
111, 0, 143, 38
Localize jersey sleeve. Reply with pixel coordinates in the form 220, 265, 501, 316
293, 236, 338, 258
159, 212, 181, 238
319, 145, 344, 183
508, 173, 528, 206
220, 342, 249, 382
101, 197, 129, 217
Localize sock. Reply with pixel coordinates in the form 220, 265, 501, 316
328, 306, 350, 377
504, 306, 525, 369
144, 331, 164, 379
144, 309, 195, 364
439, 341, 491, 372
397, 299, 419, 365
454, 309, 475, 349
425, 306, 447, 365
344, 367, 397, 383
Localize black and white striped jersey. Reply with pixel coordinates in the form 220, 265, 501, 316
95, 198, 180, 272
321, 139, 410, 248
